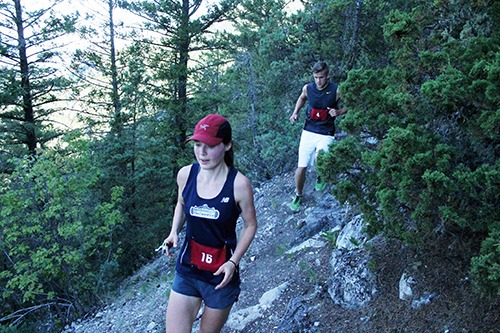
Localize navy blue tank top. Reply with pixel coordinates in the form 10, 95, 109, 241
176, 163, 241, 285
304, 81, 339, 136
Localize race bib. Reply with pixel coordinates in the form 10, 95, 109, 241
189, 239, 227, 272
310, 108, 329, 121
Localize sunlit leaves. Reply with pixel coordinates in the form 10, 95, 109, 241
0, 135, 124, 315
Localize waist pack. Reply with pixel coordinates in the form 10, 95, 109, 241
189, 239, 227, 272
310, 108, 329, 121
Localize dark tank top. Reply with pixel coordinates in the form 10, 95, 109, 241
304, 81, 339, 136
176, 163, 241, 285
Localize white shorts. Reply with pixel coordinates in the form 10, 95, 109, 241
297, 130, 334, 168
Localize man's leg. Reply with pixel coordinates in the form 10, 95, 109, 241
295, 166, 307, 196
290, 131, 315, 211
296, 131, 316, 195
290, 166, 307, 211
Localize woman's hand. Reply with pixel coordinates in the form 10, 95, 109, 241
213, 260, 238, 290
158, 233, 178, 257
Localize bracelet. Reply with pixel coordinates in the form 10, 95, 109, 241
228, 259, 238, 268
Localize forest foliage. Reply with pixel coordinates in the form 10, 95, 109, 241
0, 0, 498, 331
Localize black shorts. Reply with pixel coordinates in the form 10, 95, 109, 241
171, 272, 240, 309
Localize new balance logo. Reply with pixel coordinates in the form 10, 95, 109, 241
221, 197, 230, 203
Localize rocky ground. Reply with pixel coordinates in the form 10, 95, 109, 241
63, 171, 499, 333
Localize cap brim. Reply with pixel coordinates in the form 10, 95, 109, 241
186, 134, 223, 146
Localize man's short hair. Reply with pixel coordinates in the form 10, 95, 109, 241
312, 61, 329, 74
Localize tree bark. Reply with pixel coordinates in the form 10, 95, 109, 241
14, 0, 37, 153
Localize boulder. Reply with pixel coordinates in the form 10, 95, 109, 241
328, 248, 377, 309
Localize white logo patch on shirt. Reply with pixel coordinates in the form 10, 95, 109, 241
221, 197, 230, 203
190, 204, 220, 219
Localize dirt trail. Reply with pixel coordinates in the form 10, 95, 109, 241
64, 171, 500, 333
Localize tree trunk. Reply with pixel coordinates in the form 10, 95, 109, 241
108, 0, 123, 137
176, 0, 191, 145
14, 0, 37, 153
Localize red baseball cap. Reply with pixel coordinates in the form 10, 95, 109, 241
186, 114, 232, 146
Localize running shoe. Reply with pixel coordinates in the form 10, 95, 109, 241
289, 194, 303, 212
315, 176, 326, 191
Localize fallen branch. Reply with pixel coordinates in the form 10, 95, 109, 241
0, 301, 73, 326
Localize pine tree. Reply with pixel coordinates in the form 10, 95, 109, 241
0, 0, 78, 158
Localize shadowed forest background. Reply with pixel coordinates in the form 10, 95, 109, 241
0, 0, 498, 332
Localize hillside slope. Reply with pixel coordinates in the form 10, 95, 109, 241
64, 171, 499, 333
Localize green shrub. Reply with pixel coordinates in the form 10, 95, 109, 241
0, 136, 124, 327
471, 225, 500, 297
317, 0, 499, 295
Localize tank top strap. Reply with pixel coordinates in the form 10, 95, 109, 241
187, 163, 200, 181
223, 167, 238, 191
